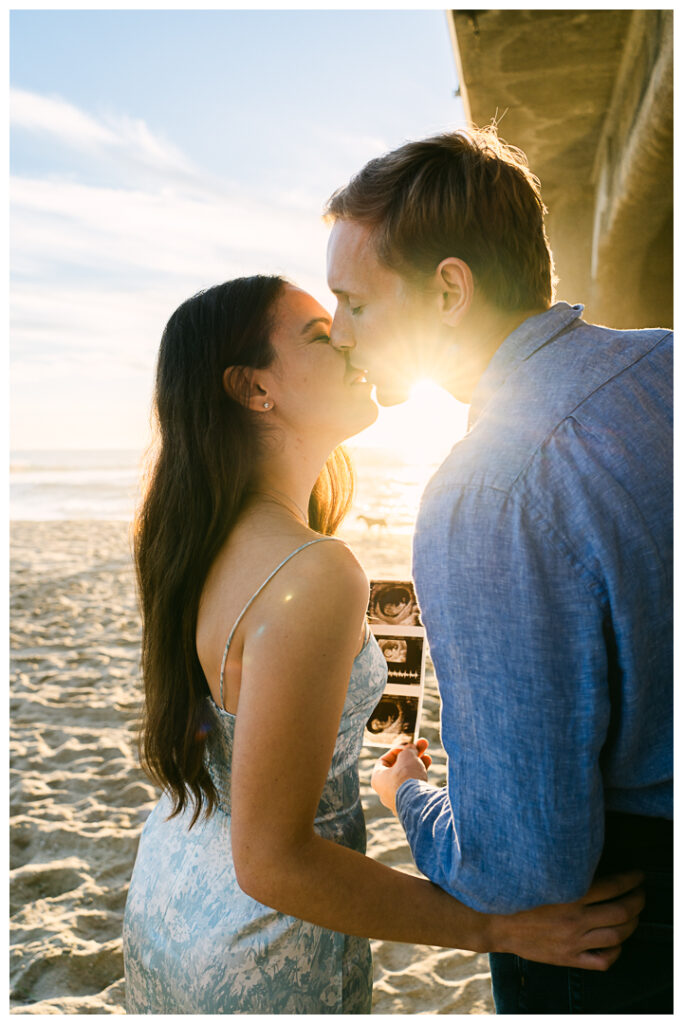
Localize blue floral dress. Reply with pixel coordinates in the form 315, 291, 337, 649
123, 539, 388, 1014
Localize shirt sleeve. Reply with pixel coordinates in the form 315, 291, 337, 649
400, 484, 611, 913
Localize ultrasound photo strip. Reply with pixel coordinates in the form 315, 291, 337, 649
364, 579, 427, 748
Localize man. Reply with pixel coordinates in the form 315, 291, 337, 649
325, 128, 672, 1013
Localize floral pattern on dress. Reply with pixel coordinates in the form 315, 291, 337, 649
123, 633, 387, 1014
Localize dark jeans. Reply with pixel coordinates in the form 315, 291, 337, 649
490, 813, 673, 1014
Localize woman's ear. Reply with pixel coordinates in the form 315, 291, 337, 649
433, 258, 474, 326
222, 366, 273, 412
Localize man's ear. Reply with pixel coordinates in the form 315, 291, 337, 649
222, 366, 272, 411
433, 258, 474, 326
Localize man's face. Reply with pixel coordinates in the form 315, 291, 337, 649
326, 219, 439, 406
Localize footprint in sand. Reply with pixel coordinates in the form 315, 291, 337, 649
12, 940, 124, 1004
9, 823, 33, 870
10, 861, 89, 914
104, 780, 156, 808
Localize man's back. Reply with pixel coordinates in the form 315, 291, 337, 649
400, 303, 672, 914
326, 122, 673, 1015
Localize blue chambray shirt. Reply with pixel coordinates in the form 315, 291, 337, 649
398, 302, 672, 914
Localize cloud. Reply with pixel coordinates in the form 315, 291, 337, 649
318, 128, 389, 162
9, 88, 345, 446
9, 90, 385, 450
11, 87, 200, 183
11, 175, 331, 296
10, 87, 334, 290
10, 177, 334, 418
11, 87, 118, 149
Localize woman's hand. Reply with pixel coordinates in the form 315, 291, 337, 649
490, 870, 646, 970
371, 739, 432, 815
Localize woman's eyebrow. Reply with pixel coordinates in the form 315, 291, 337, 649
300, 316, 332, 335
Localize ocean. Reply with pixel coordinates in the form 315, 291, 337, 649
9, 447, 447, 529
10, 450, 145, 522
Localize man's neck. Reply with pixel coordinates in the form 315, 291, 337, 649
442, 303, 549, 405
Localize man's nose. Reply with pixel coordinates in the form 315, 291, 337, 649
329, 315, 355, 353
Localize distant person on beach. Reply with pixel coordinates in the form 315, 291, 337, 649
325, 127, 673, 1014
122, 275, 644, 1014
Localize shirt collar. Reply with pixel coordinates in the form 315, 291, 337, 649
467, 302, 584, 430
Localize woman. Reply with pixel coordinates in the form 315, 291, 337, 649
123, 276, 643, 1014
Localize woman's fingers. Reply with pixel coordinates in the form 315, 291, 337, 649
583, 885, 645, 931
574, 945, 622, 972
581, 916, 640, 950
581, 869, 644, 904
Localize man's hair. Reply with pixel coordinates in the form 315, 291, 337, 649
325, 126, 556, 312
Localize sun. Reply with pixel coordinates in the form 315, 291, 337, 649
349, 378, 468, 467
408, 378, 447, 404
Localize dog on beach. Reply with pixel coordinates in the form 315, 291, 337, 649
357, 514, 387, 529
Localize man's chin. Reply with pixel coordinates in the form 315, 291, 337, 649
374, 385, 411, 407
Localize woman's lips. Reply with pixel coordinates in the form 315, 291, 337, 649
345, 366, 370, 386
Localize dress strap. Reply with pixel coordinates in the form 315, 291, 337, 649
218, 537, 340, 711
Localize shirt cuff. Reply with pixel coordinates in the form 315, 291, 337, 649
395, 777, 440, 827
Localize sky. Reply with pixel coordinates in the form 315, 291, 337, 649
10, 9, 469, 453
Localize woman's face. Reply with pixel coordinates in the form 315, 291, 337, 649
262, 284, 378, 444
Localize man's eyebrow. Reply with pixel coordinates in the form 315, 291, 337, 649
300, 316, 332, 335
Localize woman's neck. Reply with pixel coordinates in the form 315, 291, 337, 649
252, 445, 329, 527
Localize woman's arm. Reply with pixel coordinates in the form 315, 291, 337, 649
230, 541, 642, 969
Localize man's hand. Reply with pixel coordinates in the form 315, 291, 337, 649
371, 738, 432, 815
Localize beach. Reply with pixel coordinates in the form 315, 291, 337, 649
10, 518, 494, 1014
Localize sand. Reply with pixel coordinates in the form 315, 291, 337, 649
10, 519, 494, 1015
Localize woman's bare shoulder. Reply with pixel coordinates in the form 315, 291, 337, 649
301, 536, 368, 589
253, 535, 369, 625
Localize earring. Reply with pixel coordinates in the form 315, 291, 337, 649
263, 401, 271, 409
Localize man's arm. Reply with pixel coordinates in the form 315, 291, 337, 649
399, 485, 611, 914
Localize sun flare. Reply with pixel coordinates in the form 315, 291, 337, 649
349, 378, 468, 467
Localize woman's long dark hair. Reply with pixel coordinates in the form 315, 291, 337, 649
134, 276, 354, 826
